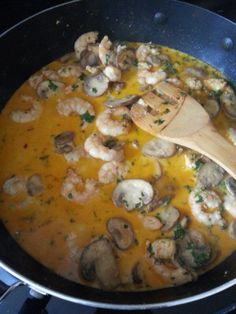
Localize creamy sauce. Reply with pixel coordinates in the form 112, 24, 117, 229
0, 39, 236, 291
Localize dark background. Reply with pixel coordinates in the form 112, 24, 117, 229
0, 1, 236, 313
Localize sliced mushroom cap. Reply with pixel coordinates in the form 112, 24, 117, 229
37, 80, 65, 99
220, 86, 236, 119
132, 263, 143, 284
197, 161, 224, 188
184, 67, 206, 78
225, 176, 236, 197
143, 216, 162, 230
116, 49, 136, 70
177, 229, 212, 269
26, 174, 44, 196
228, 220, 236, 240
83, 72, 109, 97
112, 179, 154, 211
79, 237, 119, 290
107, 217, 135, 250
80, 49, 99, 69
54, 131, 75, 154
105, 95, 140, 108
161, 206, 180, 232
203, 99, 220, 119
142, 138, 176, 158
151, 238, 176, 260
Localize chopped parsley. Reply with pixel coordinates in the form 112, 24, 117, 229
123, 224, 128, 229
122, 199, 129, 208
135, 202, 142, 209
67, 193, 73, 199
192, 251, 208, 266
104, 137, 118, 149
209, 90, 223, 101
48, 80, 58, 91
184, 185, 192, 193
92, 87, 98, 94
79, 73, 86, 81
105, 54, 110, 65
80, 111, 95, 123
195, 193, 203, 203
71, 84, 78, 91
164, 108, 170, 114
162, 61, 176, 75
147, 243, 154, 256
174, 223, 186, 240
154, 118, 165, 125
193, 159, 203, 170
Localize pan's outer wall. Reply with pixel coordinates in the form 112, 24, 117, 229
0, 0, 236, 309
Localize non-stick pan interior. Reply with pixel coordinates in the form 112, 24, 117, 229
0, 0, 236, 308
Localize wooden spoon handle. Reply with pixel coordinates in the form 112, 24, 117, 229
184, 123, 236, 179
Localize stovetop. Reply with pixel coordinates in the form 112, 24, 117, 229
0, 1, 236, 313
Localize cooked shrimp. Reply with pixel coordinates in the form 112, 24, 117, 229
41, 68, 59, 81
56, 97, 95, 127
57, 64, 81, 78
136, 44, 159, 62
103, 65, 121, 82
204, 78, 226, 92
98, 161, 128, 184
10, 100, 42, 123
223, 194, 236, 218
137, 69, 166, 86
64, 146, 86, 163
98, 35, 115, 66
145, 241, 195, 286
84, 132, 124, 161
74, 31, 98, 59
28, 74, 44, 89
185, 77, 202, 90
28, 69, 59, 89
189, 189, 226, 227
96, 107, 131, 136
3, 176, 26, 196
61, 168, 99, 203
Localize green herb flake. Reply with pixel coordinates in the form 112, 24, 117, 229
122, 199, 129, 208
184, 185, 192, 193
154, 118, 165, 125
164, 108, 170, 114
104, 138, 117, 149
174, 223, 186, 240
195, 193, 203, 203
163, 61, 176, 75
92, 87, 98, 93
79, 73, 86, 81
192, 251, 208, 266
48, 80, 58, 91
123, 224, 128, 229
193, 159, 203, 170
80, 111, 95, 123
71, 84, 78, 91
67, 193, 73, 200
105, 54, 110, 65
147, 243, 154, 256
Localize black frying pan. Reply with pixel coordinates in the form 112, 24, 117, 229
0, 0, 236, 310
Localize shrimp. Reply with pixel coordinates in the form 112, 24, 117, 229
98, 161, 128, 184
56, 97, 95, 128
137, 69, 166, 86
57, 64, 81, 78
145, 241, 195, 286
189, 189, 226, 227
28, 74, 44, 89
103, 65, 121, 82
28, 69, 59, 89
61, 168, 99, 203
223, 194, 236, 218
98, 35, 115, 66
10, 99, 42, 123
136, 44, 159, 62
41, 68, 59, 81
185, 77, 202, 90
84, 132, 124, 161
3, 176, 26, 196
96, 107, 131, 136
204, 78, 226, 92
64, 146, 86, 163
74, 31, 98, 59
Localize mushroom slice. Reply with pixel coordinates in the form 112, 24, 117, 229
151, 238, 176, 260
79, 237, 119, 290
143, 216, 162, 230
83, 72, 109, 97
107, 217, 135, 250
177, 229, 212, 269
197, 161, 224, 188
112, 179, 154, 211
225, 176, 236, 197
26, 174, 44, 196
161, 206, 180, 232
116, 49, 136, 70
80, 49, 99, 69
184, 67, 206, 78
220, 86, 236, 119
54, 131, 75, 154
228, 220, 236, 240
142, 138, 176, 158
105, 95, 140, 108
203, 99, 220, 119
37, 80, 65, 99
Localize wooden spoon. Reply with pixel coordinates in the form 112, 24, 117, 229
130, 81, 236, 179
